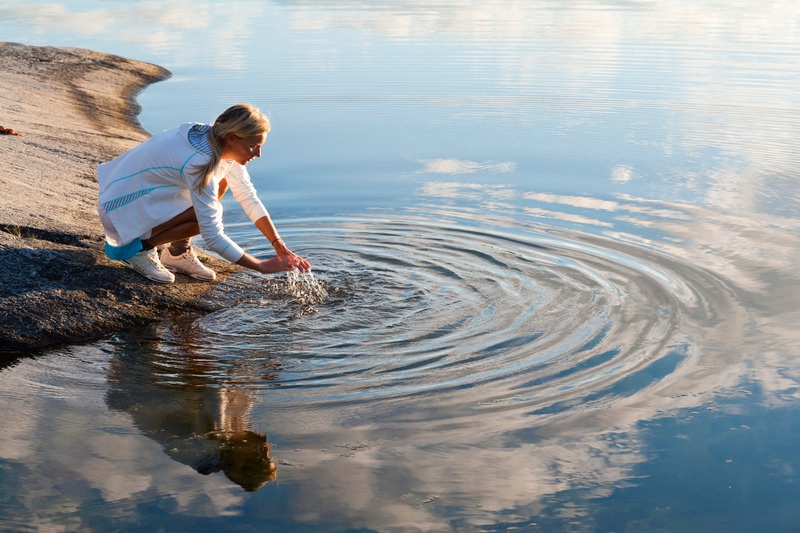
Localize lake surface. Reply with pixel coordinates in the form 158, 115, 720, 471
2, 1, 800, 531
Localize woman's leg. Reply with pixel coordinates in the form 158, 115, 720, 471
142, 207, 199, 248
159, 179, 229, 252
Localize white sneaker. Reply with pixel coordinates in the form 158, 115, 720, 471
122, 248, 175, 284
160, 247, 216, 281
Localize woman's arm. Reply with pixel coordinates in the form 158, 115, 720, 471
235, 251, 309, 274
235, 215, 311, 273
223, 164, 311, 273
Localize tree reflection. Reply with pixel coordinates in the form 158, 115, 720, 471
105, 318, 278, 492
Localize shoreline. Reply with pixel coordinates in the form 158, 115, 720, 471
0, 43, 237, 355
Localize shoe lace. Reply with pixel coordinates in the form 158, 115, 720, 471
146, 249, 163, 268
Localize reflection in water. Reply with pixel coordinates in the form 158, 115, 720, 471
0, 167, 796, 530
2, 0, 800, 529
105, 322, 277, 492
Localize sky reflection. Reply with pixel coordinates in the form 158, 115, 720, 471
2, 0, 800, 530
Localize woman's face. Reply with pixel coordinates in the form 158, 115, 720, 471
221, 133, 267, 165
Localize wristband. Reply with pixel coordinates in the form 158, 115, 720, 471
271, 238, 283, 245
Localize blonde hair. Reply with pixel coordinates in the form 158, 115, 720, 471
195, 103, 271, 191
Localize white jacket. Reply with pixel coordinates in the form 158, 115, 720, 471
97, 123, 269, 263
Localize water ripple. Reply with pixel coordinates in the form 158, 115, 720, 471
143, 213, 738, 427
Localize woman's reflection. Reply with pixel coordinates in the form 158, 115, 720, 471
105, 319, 278, 492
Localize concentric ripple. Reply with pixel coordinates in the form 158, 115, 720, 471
128, 213, 739, 426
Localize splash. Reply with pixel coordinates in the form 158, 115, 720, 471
284, 270, 328, 304
277, 269, 329, 312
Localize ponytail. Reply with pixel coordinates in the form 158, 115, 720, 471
194, 103, 270, 191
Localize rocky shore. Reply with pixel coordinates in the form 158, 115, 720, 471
0, 43, 237, 355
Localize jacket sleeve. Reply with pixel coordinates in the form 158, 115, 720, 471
224, 163, 270, 223
189, 165, 247, 263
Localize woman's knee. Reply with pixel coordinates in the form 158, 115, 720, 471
151, 207, 197, 234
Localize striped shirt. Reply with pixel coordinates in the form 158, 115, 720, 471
188, 124, 213, 155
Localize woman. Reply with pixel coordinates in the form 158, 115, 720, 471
97, 104, 311, 283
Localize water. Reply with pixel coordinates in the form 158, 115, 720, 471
2, 1, 800, 531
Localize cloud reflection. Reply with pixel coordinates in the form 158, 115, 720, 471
610, 164, 635, 183
0, 347, 253, 528
1, 2, 260, 70
415, 177, 800, 410
418, 158, 516, 175
1, 0, 799, 528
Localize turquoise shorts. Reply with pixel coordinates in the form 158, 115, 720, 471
104, 237, 143, 260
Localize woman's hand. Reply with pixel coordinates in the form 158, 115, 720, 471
249, 253, 310, 274
273, 241, 311, 272
236, 245, 312, 274
248, 240, 311, 274
234, 218, 312, 274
